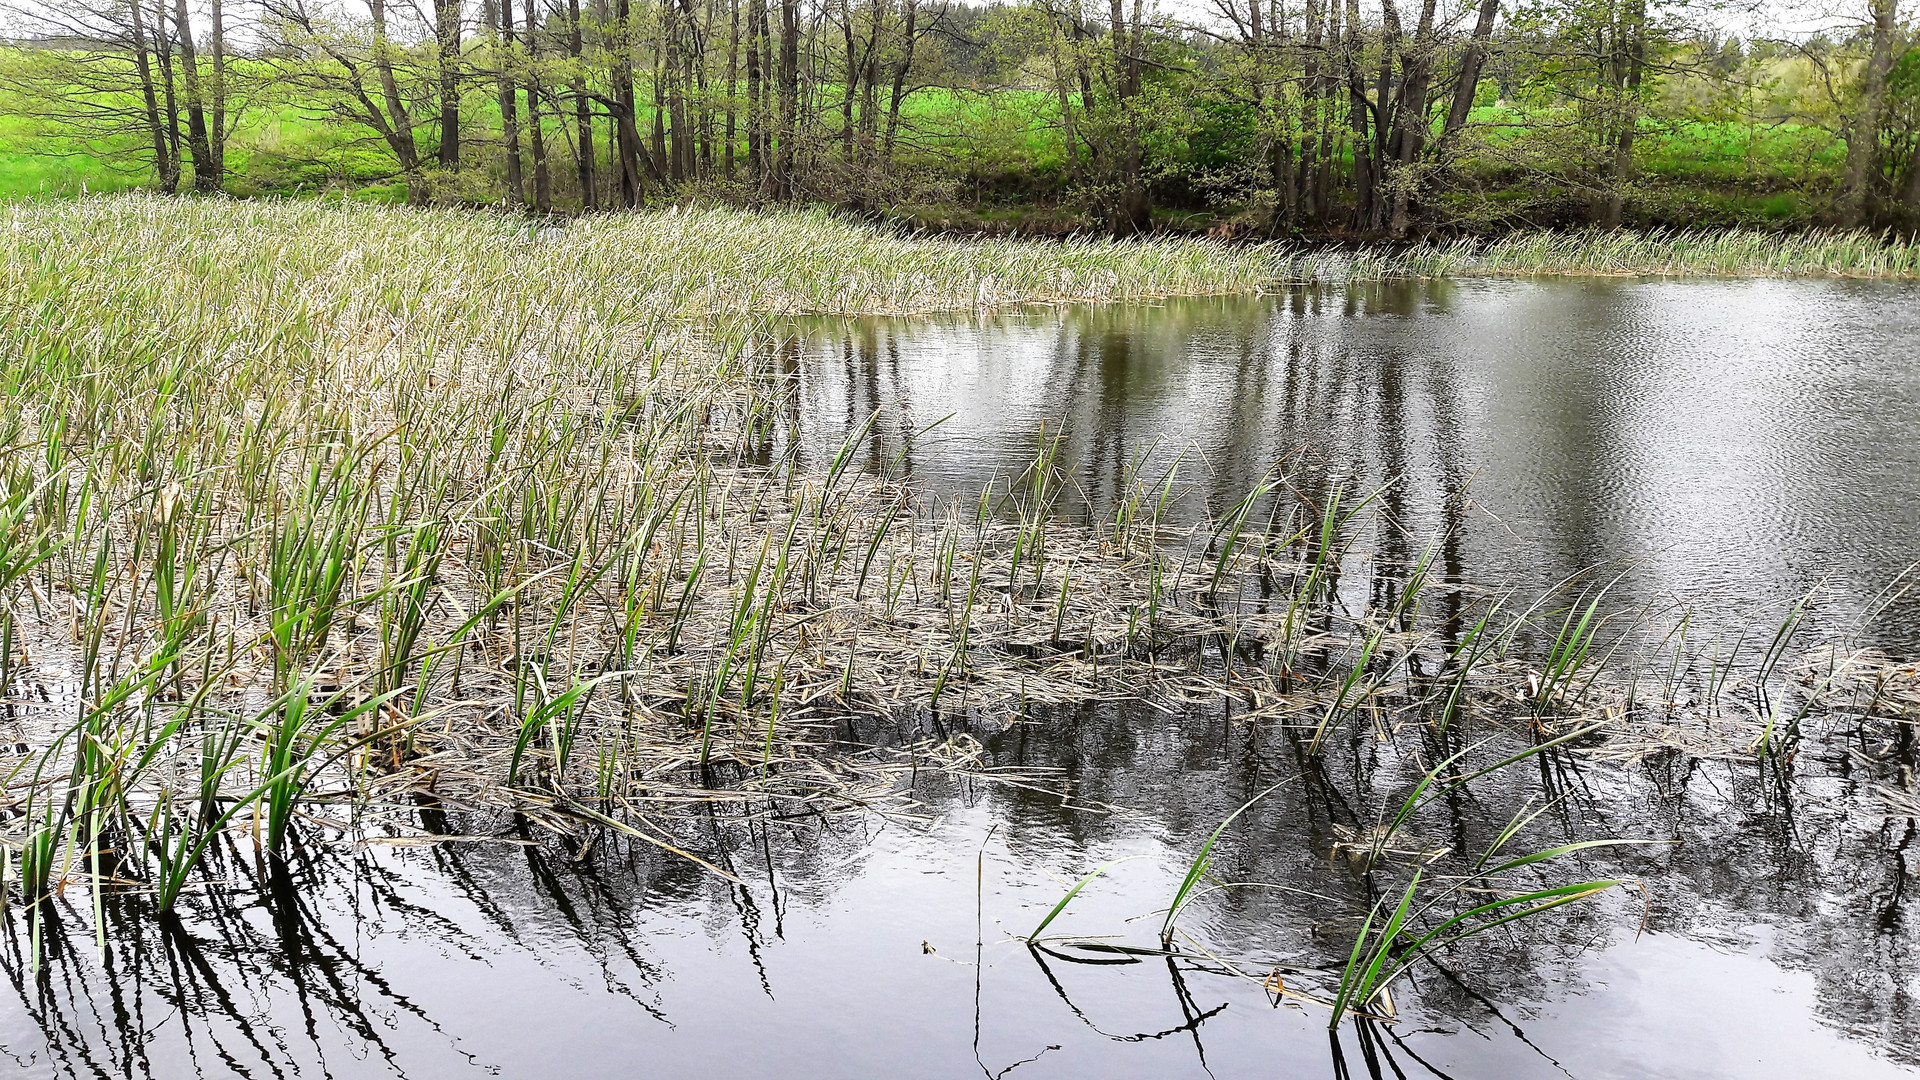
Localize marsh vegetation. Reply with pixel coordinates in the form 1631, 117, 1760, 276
1, 197, 1918, 1078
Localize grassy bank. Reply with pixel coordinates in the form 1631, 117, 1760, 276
1383, 227, 1920, 279
0, 69, 1869, 236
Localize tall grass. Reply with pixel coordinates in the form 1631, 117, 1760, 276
0, 194, 1320, 928
1384, 226, 1920, 279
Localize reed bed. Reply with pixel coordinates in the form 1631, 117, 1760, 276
0, 194, 1333, 922
629, 205, 1292, 311
1383, 226, 1920, 279
0, 195, 1902, 1023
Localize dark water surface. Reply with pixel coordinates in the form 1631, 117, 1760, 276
7, 279, 1920, 1079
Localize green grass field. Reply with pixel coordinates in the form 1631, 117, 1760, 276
0, 115, 148, 198
0, 48, 1071, 202
0, 40, 1849, 230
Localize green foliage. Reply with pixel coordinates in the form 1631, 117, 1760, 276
1, 0, 1916, 232
1324, 726, 1649, 1025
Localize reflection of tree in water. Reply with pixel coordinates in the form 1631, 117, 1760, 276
4, 685, 1919, 1077
782, 290, 1481, 654
963, 687, 1920, 1072
786, 281, 1920, 661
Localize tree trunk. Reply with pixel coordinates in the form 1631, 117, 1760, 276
1439, 0, 1498, 149
838, 0, 857, 159
699, 0, 716, 177
858, 0, 881, 164
495, 0, 526, 205
370, 0, 427, 201
1344, 0, 1374, 228
664, 5, 686, 182
726, 0, 740, 176
1046, 19, 1077, 174
156, 0, 182, 186
568, 0, 595, 207
1296, 0, 1323, 224
605, 99, 619, 204
436, 0, 462, 167
525, 6, 551, 212
171, 0, 216, 192
128, 0, 177, 192
1599, 0, 1645, 227
1314, 0, 1339, 216
1072, 15, 1095, 163
883, 0, 917, 158
654, 49, 672, 181
1370, 0, 1402, 234
1387, 0, 1438, 238
747, 0, 765, 179
1841, 0, 1898, 225
1253, 0, 1272, 218
1107, 0, 1150, 233
210, 0, 225, 178
776, 0, 798, 197
612, 0, 645, 205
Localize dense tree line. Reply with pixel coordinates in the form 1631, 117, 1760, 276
3, 0, 1919, 232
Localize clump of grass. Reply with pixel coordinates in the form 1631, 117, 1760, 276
616, 205, 1297, 312
1013, 727, 1651, 1030
1325, 730, 1652, 1026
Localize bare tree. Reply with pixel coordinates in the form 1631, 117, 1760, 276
261, 0, 435, 201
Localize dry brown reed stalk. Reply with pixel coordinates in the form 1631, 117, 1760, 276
1794, 647, 1920, 720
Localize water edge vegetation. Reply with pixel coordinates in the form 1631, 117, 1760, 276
0, 194, 1917, 1046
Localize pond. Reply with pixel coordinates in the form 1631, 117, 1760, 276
780, 277, 1920, 653
6, 278, 1920, 1079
